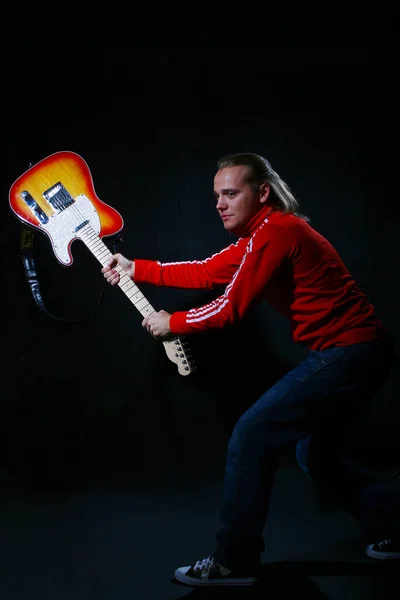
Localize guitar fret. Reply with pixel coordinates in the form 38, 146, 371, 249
136, 299, 153, 312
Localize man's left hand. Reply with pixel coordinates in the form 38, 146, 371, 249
142, 310, 173, 340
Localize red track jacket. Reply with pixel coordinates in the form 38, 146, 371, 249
134, 205, 384, 351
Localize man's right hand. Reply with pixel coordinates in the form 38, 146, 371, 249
101, 253, 135, 285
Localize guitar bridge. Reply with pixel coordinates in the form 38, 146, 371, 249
43, 182, 74, 213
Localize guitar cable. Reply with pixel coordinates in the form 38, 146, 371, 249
20, 223, 124, 323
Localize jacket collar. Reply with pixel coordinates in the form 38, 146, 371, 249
233, 204, 273, 238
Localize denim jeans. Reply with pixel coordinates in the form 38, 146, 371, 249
213, 333, 395, 569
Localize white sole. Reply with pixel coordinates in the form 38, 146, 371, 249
175, 567, 258, 586
365, 544, 400, 560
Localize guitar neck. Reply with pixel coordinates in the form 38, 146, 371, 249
79, 222, 195, 376
79, 225, 155, 318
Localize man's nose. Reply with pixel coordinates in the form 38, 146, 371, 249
216, 197, 226, 210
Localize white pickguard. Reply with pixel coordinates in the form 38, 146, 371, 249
41, 194, 100, 266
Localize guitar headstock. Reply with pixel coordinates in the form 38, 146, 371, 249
162, 336, 196, 376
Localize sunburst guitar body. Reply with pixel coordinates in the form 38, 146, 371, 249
9, 150, 194, 376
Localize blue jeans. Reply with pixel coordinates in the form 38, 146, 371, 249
213, 333, 395, 569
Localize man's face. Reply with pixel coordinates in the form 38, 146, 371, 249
214, 165, 269, 232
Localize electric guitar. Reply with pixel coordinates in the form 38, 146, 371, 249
9, 150, 195, 376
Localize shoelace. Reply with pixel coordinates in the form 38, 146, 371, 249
376, 539, 392, 549
193, 556, 218, 572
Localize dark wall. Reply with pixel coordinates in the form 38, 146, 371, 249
2, 23, 399, 489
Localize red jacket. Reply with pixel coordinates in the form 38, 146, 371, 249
134, 206, 384, 351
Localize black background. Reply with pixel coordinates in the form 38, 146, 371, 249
2, 21, 399, 490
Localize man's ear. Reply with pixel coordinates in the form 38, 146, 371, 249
260, 182, 270, 204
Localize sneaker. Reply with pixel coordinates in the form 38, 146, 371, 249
174, 555, 259, 587
365, 538, 400, 560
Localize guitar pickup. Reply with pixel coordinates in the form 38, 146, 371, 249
21, 191, 49, 224
43, 182, 74, 213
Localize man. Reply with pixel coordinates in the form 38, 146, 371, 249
102, 153, 398, 586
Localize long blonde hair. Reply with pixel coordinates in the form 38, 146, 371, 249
217, 153, 310, 222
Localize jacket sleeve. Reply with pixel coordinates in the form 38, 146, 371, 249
133, 238, 248, 289
169, 224, 292, 335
